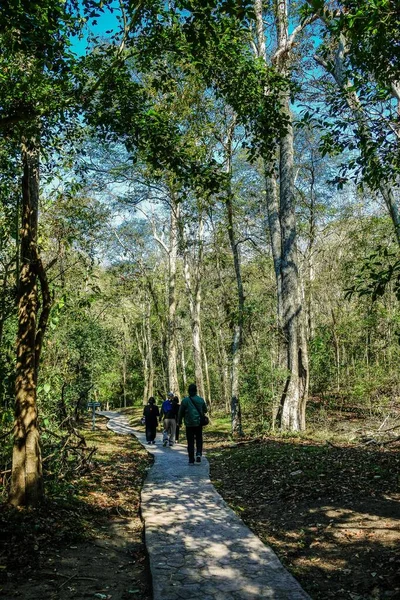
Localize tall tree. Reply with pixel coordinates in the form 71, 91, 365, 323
307, 0, 400, 243
181, 202, 206, 399
1, 0, 119, 506
252, 0, 310, 430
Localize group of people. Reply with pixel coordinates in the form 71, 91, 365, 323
142, 383, 208, 465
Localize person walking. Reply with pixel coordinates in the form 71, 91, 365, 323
160, 391, 179, 447
172, 395, 180, 442
143, 397, 160, 444
178, 383, 208, 465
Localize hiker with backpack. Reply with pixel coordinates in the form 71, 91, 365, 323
173, 395, 180, 442
178, 383, 208, 465
160, 391, 179, 447
143, 397, 160, 445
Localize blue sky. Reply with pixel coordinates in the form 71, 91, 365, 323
69, 5, 120, 56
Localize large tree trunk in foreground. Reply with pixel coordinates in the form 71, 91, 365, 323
9, 137, 43, 507
277, 99, 309, 430
255, 0, 309, 431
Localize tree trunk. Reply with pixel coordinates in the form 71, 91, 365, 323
225, 122, 244, 437
135, 321, 149, 405
254, 0, 309, 431
265, 170, 283, 323
331, 308, 340, 393
277, 96, 309, 431
122, 318, 128, 408
183, 250, 205, 398
122, 355, 127, 408
202, 344, 212, 414
214, 324, 230, 413
9, 136, 43, 507
167, 194, 180, 397
145, 300, 154, 400
179, 336, 187, 389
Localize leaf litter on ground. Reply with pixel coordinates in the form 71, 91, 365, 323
0, 418, 152, 600
208, 433, 400, 600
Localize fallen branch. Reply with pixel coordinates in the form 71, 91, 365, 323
326, 440, 339, 448
380, 436, 400, 446
219, 437, 263, 449
381, 423, 400, 434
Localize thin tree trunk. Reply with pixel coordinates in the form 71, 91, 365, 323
265, 170, 283, 323
135, 323, 148, 405
316, 33, 400, 245
179, 336, 187, 389
122, 356, 127, 408
146, 300, 154, 399
168, 193, 180, 397
225, 121, 244, 437
122, 317, 128, 408
202, 344, 212, 414
9, 136, 43, 507
306, 153, 316, 341
183, 256, 205, 398
182, 214, 205, 398
214, 324, 230, 414
331, 308, 340, 393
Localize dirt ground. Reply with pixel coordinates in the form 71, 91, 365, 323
207, 432, 400, 600
1, 412, 399, 600
0, 419, 152, 600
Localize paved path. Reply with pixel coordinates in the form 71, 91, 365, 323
100, 411, 311, 600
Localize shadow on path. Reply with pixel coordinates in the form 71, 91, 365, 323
100, 411, 311, 600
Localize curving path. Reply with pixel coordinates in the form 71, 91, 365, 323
100, 411, 311, 600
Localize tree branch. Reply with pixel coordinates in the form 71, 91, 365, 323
272, 13, 318, 65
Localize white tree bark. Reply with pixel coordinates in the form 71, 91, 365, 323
183, 214, 205, 399
202, 344, 212, 413
224, 122, 244, 437
167, 193, 180, 397
254, 0, 309, 431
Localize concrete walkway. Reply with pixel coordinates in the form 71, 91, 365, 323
100, 412, 311, 600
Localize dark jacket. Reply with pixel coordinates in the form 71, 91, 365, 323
143, 404, 159, 425
178, 395, 207, 427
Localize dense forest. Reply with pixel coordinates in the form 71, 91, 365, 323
0, 0, 399, 509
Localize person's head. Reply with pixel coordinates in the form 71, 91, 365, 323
167, 391, 174, 399
173, 395, 179, 404
188, 383, 197, 397
148, 397, 155, 405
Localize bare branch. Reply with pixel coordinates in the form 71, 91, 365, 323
273, 13, 318, 64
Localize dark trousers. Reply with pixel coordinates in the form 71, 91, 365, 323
146, 424, 157, 442
175, 424, 180, 442
186, 426, 203, 463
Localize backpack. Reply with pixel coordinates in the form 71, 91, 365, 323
162, 399, 174, 417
